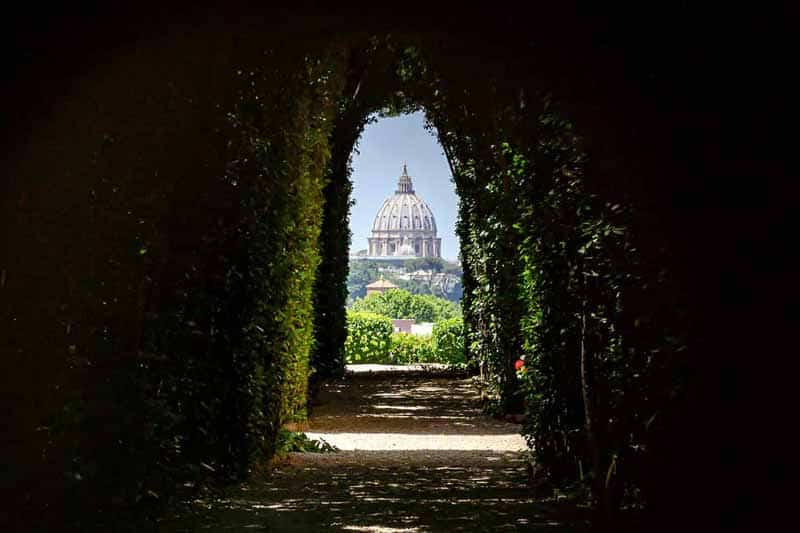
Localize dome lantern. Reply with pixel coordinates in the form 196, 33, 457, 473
396, 163, 414, 193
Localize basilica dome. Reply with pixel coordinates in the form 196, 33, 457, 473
368, 165, 442, 258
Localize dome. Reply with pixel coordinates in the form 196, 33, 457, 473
371, 165, 438, 234
368, 165, 442, 259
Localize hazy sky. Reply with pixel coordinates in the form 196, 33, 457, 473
349, 112, 460, 261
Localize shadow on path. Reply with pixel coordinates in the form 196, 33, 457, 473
161, 366, 588, 532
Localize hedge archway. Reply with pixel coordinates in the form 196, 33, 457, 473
2, 6, 779, 531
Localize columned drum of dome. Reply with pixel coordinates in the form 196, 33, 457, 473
368, 165, 442, 258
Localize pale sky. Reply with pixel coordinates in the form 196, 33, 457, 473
349, 112, 460, 261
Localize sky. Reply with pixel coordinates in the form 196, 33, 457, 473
349, 112, 460, 261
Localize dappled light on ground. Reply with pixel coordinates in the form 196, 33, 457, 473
305, 434, 525, 451
161, 367, 587, 531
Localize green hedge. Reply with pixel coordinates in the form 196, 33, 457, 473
432, 318, 466, 364
388, 333, 434, 364
214, 51, 346, 460
344, 311, 393, 363
343, 317, 465, 365
310, 85, 371, 382
125, 49, 347, 501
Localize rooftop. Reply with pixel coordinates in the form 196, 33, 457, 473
366, 278, 399, 289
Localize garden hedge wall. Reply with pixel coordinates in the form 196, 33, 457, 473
431, 318, 466, 364
344, 311, 393, 364
388, 333, 434, 364
1, 35, 348, 528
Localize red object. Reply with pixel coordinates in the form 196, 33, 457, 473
514, 359, 524, 371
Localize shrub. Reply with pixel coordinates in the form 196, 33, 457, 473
344, 314, 464, 365
431, 317, 466, 364
274, 429, 338, 455
351, 288, 458, 322
389, 333, 434, 364
344, 311, 393, 363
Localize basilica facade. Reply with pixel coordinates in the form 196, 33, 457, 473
368, 165, 441, 258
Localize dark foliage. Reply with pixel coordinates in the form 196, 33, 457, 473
1, 5, 787, 531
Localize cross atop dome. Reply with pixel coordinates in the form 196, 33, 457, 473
397, 163, 414, 193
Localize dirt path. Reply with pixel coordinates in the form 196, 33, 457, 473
162, 367, 587, 532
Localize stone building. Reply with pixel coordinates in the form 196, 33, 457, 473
368, 165, 441, 258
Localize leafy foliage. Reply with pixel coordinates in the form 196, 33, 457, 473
5, 26, 715, 531
431, 318, 466, 364
351, 288, 459, 322
387, 318, 468, 365
344, 316, 465, 365
63, 47, 350, 515
388, 333, 435, 364
310, 62, 373, 382
274, 429, 338, 454
360, 40, 696, 523
346, 260, 384, 301
344, 311, 393, 363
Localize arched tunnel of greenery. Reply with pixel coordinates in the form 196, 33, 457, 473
1, 4, 790, 531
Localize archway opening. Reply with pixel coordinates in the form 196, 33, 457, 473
343, 111, 464, 372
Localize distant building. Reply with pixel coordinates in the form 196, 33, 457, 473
389, 320, 434, 336
411, 322, 434, 336
365, 277, 398, 297
368, 164, 442, 258
392, 319, 415, 334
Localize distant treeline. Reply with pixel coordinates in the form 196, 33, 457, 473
347, 257, 463, 304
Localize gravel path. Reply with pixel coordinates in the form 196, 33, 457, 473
162, 366, 587, 532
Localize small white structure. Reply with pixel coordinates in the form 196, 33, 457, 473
411, 322, 434, 336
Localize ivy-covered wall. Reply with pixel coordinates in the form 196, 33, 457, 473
216, 49, 347, 447
310, 38, 415, 383
341, 37, 731, 527
1, 24, 348, 528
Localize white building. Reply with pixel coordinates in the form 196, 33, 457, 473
410, 322, 434, 336
368, 165, 441, 258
